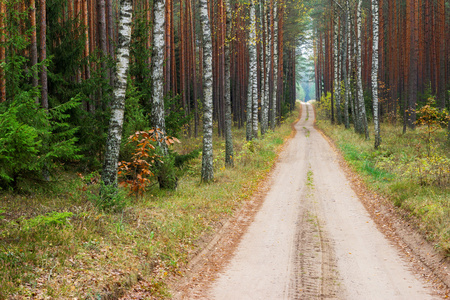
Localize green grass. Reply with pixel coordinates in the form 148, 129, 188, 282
315, 115, 450, 254
0, 108, 299, 298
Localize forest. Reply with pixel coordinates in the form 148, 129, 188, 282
2, 0, 450, 296
0, 0, 307, 297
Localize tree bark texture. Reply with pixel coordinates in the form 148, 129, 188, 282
356, 0, 368, 138
372, 0, 381, 148
151, 0, 168, 154
224, 0, 234, 167
40, 0, 48, 110
102, 0, 133, 187
271, 2, 278, 130
246, 3, 257, 141
199, 0, 214, 182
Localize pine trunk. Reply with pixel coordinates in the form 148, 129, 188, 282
40, 0, 48, 110
224, 0, 234, 167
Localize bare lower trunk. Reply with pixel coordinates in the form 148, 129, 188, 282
246, 3, 257, 141
342, 2, 350, 129
262, 0, 270, 134
151, 0, 167, 154
199, 0, 214, 182
224, 0, 234, 167
40, 0, 48, 110
333, 5, 341, 124
372, 0, 381, 148
102, 0, 133, 187
271, 3, 278, 130
356, 0, 368, 138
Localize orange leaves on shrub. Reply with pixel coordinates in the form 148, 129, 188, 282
118, 129, 179, 196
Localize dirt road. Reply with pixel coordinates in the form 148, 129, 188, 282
203, 103, 438, 299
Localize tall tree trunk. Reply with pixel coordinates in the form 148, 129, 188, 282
356, 0, 368, 138
408, 0, 418, 129
260, 0, 269, 135
199, 0, 214, 182
151, 0, 167, 154
102, 0, 133, 187
271, 2, 278, 130
372, 0, 381, 148
40, 0, 48, 110
251, 2, 259, 139
334, 4, 341, 124
246, 2, 257, 141
30, 0, 38, 104
98, 0, 110, 87
342, 1, 350, 129
224, 0, 234, 167
106, 0, 114, 86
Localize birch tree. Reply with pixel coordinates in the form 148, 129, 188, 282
151, 0, 167, 154
333, 3, 341, 124
260, 0, 269, 135
271, 2, 278, 130
224, 0, 234, 167
342, 0, 350, 129
372, 0, 381, 148
356, 0, 368, 138
246, 2, 257, 141
102, 0, 133, 186
251, 2, 259, 139
199, 0, 214, 181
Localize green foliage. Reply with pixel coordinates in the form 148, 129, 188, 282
0, 96, 82, 189
415, 97, 449, 156
120, 83, 150, 161
174, 149, 201, 169
95, 182, 129, 212
164, 94, 192, 138
315, 92, 332, 120
21, 212, 73, 231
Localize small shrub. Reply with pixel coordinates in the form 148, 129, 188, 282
118, 129, 180, 195
94, 181, 128, 212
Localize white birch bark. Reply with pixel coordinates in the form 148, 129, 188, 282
151, 0, 167, 154
246, 2, 257, 141
333, 5, 341, 124
102, 0, 132, 186
372, 0, 381, 148
224, 0, 234, 167
260, 0, 269, 135
343, 0, 350, 129
356, 0, 368, 138
251, 2, 259, 139
199, 0, 214, 181
271, 2, 278, 130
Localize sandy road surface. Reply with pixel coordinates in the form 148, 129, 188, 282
205, 103, 437, 299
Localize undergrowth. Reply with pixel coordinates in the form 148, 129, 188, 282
0, 107, 298, 298
315, 116, 450, 254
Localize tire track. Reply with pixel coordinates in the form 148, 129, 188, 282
288, 165, 341, 299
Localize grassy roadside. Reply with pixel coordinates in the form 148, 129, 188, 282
0, 107, 299, 299
315, 114, 450, 255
